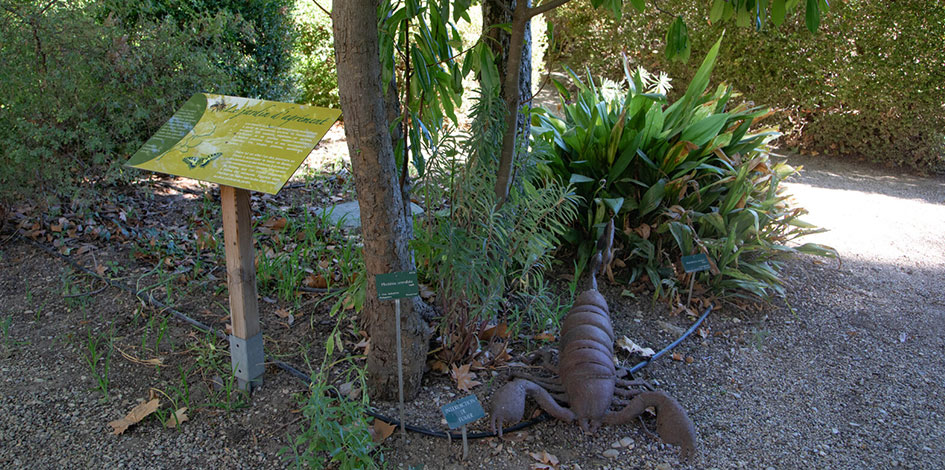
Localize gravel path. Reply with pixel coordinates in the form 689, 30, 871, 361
1, 153, 943, 469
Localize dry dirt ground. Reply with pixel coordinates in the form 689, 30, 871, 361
0, 150, 943, 470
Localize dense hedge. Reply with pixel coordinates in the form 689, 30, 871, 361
547, 0, 945, 172
0, 0, 295, 203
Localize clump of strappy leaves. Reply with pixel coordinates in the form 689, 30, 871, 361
532, 36, 836, 301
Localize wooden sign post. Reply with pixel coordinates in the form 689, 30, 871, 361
127, 93, 340, 392
221, 185, 263, 390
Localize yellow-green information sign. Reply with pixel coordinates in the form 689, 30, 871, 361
126, 93, 341, 194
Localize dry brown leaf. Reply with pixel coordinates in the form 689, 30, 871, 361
262, 217, 287, 231
428, 359, 449, 374
95, 264, 107, 276
303, 274, 328, 289
529, 450, 559, 467
616, 336, 655, 357
117, 347, 164, 367
685, 355, 695, 364
671, 352, 684, 362
274, 307, 291, 318
481, 322, 510, 341
697, 327, 709, 339
109, 398, 160, 435
450, 363, 481, 392
371, 418, 396, 443
164, 407, 189, 428
534, 331, 556, 342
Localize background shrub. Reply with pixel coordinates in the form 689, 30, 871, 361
292, 2, 338, 108
0, 0, 296, 204
547, 0, 945, 172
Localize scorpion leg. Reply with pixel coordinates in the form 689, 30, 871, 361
511, 371, 564, 393
490, 379, 575, 437
614, 387, 643, 399
616, 377, 655, 390
603, 391, 698, 462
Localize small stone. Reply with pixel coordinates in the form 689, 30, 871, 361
611, 440, 622, 448
832, 428, 839, 434
603, 449, 619, 459
619, 437, 633, 447
656, 464, 671, 470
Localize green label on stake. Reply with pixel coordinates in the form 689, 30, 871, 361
681, 253, 711, 273
376, 271, 419, 300
440, 395, 485, 429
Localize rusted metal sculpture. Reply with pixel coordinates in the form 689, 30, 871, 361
489, 221, 697, 460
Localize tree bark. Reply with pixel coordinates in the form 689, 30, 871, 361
332, 0, 429, 401
492, 0, 532, 202
483, 0, 532, 136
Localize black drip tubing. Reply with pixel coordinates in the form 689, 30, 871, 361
19, 233, 712, 440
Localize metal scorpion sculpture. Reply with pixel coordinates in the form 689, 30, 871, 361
489, 220, 698, 461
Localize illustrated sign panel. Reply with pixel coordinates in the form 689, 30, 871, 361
376, 271, 419, 300
681, 253, 712, 273
440, 395, 485, 429
126, 93, 341, 194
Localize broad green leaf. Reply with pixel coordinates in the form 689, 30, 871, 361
569, 174, 596, 184
683, 34, 724, 105
796, 243, 838, 257
639, 179, 666, 216
681, 113, 729, 146
630, 0, 645, 13
805, 0, 820, 32
602, 197, 624, 214
709, 0, 725, 23
664, 16, 691, 62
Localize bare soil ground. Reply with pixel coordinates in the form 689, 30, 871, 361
0, 146, 943, 470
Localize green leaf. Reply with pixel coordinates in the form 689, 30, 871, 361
709, 0, 725, 23
569, 174, 596, 184
664, 16, 691, 62
796, 243, 838, 258
683, 34, 724, 105
805, 0, 820, 32
639, 179, 666, 216
630, 0, 645, 13
602, 197, 624, 214
680, 113, 729, 146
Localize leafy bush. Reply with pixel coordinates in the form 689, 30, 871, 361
412, 90, 579, 362
547, 0, 945, 172
533, 38, 835, 300
0, 0, 296, 204
293, 3, 338, 107
101, 0, 297, 100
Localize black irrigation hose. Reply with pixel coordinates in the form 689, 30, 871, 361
18, 232, 711, 440
628, 303, 713, 375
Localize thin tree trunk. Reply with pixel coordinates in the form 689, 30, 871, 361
493, 0, 531, 202
332, 0, 429, 400
483, 0, 532, 136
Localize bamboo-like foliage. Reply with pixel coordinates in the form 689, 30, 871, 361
413, 91, 579, 362
532, 36, 836, 300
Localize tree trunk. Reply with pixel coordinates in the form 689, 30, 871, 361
492, 0, 531, 202
332, 0, 429, 401
483, 0, 532, 136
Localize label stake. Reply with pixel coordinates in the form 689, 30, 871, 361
395, 298, 406, 446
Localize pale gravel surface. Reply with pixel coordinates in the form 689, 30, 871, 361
1, 153, 943, 470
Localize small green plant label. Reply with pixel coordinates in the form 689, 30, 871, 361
440, 395, 485, 429
681, 253, 712, 273
376, 271, 418, 300
125, 93, 340, 194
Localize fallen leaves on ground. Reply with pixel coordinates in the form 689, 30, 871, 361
164, 407, 189, 428
529, 450, 560, 469
671, 352, 684, 361
109, 398, 160, 435
117, 347, 164, 367
616, 336, 655, 357
450, 363, 481, 392
303, 273, 328, 289
370, 418, 396, 443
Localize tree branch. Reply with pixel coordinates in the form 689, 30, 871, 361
528, 0, 572, 18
